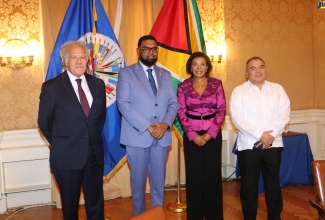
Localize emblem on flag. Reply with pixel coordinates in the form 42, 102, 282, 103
46, 0, 126, 180
79, 33, 125, 107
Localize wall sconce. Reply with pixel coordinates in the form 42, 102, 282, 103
209, 54, 222, 63
205, 40, 225, 64
0, 39, 34, 68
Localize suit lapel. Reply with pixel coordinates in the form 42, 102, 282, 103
85, 73, 97, 117
204, 76, 216, 97
134, 63, 156, 98
154, 66, 162, 98
60, 71, 80, 103
60, 71, 87, 118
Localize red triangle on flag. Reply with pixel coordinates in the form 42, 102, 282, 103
150, 0, 190, 53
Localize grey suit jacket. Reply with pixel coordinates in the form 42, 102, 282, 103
116, 62, 179, 148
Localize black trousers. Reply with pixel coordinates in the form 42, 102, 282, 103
184, 130, 223, 220
53, 146, 104, 220
237, 147, 283, 220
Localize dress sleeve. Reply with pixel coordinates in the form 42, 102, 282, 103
206, 81, 226, 138
177, 83, 199, 141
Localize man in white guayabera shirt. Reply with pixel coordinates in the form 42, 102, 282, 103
230, 56, 290, 220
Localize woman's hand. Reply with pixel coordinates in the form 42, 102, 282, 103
193, 136, 207, 147
202, 133, 212, 142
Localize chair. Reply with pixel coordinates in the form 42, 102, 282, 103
130, 206, 167, 220
310, 160, 325, 219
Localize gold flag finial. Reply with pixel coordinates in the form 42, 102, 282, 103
92, 0, 98, 35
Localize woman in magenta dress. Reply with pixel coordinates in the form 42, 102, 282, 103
177, 52, 226, 220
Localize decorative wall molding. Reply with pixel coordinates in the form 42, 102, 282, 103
0, 129, 51, 213
0, 110, 323, 209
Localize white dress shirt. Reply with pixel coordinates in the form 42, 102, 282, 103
139, 61, 158, 90
67, 71, 93, 107
230, 80, 290, 151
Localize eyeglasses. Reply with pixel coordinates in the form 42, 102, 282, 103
140, 47, 159, 53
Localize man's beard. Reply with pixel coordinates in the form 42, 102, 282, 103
139, 56, 157, 67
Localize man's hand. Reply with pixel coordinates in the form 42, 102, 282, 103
148, 122, 168, 139
260, 130, 275, 148
253, 141, 263, 149
147, 124, 155, 134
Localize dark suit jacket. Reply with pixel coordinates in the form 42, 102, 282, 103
38, 71, 106, 170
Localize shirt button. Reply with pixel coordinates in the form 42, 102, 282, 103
154, 116, 157, 119
155, 104, 158, 106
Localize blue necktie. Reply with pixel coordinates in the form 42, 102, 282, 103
147, 69, 157, 96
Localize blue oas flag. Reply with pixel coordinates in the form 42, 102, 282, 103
46, 0, 126, 181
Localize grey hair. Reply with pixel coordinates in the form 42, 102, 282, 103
60, 41, 89, 69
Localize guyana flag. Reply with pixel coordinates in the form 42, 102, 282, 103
150, 0, 206, 140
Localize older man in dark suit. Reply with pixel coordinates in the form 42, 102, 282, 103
38, 41, 106, 220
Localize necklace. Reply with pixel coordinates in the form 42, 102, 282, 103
193, 78, 207, 89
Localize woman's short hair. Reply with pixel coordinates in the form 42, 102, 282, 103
186, 52, 212, 76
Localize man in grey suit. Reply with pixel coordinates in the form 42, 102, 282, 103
116, 35, 179, 216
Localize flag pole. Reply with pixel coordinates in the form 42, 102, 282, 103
93, 2, 111, 219
166, 139, 187, 212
